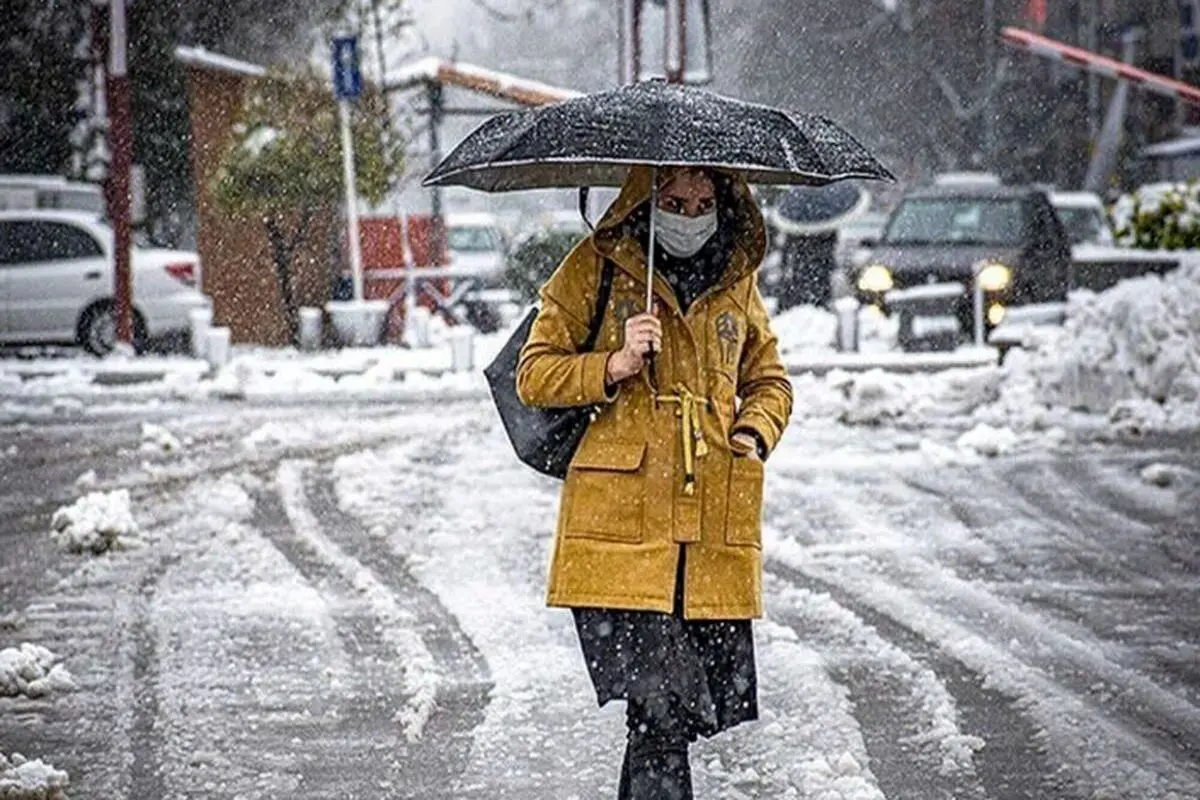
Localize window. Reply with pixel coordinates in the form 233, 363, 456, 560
448, 225, 498, 253
1055, 207, 1114, 246
883, 198, 1026, 246
0, 220, 103, 265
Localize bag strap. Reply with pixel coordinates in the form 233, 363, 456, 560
581, 258, 615, 352
579, 187, 594, 232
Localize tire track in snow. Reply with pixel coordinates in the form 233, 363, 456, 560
248, 462, 474, 798
128, 552, 178, 800
904, 459, 1200, 766
332, 420, 625, 799
765, 561, 1049, 800
768, 463, 1200, 798
303, 466, 492, 797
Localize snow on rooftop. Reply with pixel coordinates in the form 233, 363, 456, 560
175, 46, 266, 78
388, 57, 582, 103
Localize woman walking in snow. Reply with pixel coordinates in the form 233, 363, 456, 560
517, 165, 793, 799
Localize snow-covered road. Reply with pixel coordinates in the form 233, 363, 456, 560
1, 399, 1198, 799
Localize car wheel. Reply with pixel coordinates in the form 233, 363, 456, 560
78, 301, 147, 356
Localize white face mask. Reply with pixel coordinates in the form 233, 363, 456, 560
655, 208, 718, 259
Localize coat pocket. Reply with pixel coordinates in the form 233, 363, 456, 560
725, 455, 764, 548
564, 440, 647, 543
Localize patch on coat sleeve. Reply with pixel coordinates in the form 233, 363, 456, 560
716, 311, 740, 367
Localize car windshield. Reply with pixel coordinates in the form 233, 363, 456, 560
883, 198, 1025, 245
1056, 206, 1113, 246
448, 225, 498, 253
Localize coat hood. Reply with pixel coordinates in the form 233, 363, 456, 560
591, 166, 768, 289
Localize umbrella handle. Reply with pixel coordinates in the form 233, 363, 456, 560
646, 169, 658, 314
646, 170, 659, 392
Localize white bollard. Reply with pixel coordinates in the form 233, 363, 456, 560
205, 327, 232, 369
325, 300, 390, 347
298, 307, 323, 352
833, 296, 861, 353
972, 275, 985, 347
189, 307, 213, 359
407, 306, 433, 349
449, 327, 475, 373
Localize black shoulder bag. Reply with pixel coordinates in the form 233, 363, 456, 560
483, 258, 616, 479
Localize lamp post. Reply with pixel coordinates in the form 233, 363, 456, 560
619, 0, 712, 86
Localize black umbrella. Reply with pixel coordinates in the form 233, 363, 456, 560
424, 80, 893, 192
425, 80, 892, 313
770, 182, 871, 236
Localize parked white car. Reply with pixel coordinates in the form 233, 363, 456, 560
0, 210, 209, 354
447, 212, 507, 284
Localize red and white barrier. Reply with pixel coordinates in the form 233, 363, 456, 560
1001, 27, 1200, 107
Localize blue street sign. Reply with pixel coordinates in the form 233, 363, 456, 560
332, 36, 362, 101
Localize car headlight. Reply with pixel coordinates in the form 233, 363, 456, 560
976, 263, 1011, 292
857, 264, 894, 293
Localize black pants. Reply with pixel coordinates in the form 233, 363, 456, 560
618, 693, 695, 800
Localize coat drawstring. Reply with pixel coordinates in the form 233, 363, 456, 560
655, 385, 711, 496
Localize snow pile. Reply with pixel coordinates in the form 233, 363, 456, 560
0, 752, 69, 800
956, 423, 1017, 457
791, 367, 1002, 428
139, 423, 183, 454
242, 422, 292, 450
0, 644, 76, 699
986, 257, 1200, 433
50, 490, 138, 554
1140, 462, 1180, 488
772, 304, 837, 354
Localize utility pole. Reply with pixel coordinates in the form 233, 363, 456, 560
1087, 0, 1100, 137
107, 0, 135, 349
983, 0, 997, 168
427, 82, 444, 266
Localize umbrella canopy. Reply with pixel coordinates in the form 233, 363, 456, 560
423, 80, 893, 191
770, 181, 872, 236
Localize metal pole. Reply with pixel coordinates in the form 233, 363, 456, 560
339, 101, 365, 301
983, 0, 996, 168
1087, 0, 1100, 137
402, 212, 416, 327
108, 0, 134, 349
427, 83, 445, 266
646, 172, 658, 312
973, 273, 985, 347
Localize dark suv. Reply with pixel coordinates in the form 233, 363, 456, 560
854, 183, 1071, 351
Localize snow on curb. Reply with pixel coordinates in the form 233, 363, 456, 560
275, 461, 439, 742
0, 752, 70, 800
0, 643, 76, 699
50, 490, 139, 554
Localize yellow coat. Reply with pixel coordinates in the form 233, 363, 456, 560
516, 167, 793, 619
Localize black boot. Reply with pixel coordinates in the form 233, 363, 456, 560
624, 737, 693, 800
